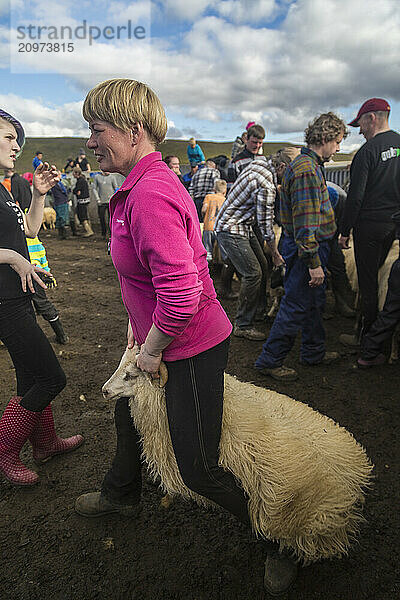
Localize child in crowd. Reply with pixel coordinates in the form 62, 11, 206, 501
202, 179, 227, 262
26, 235, 69, 344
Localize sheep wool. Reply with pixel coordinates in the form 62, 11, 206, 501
126, 367, 372, 564
344, 238, 399, 310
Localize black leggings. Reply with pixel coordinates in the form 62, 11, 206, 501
102, 338, 250, 525
0, 296, 66, 412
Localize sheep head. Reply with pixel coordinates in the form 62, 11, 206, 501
102, 345, 168, 400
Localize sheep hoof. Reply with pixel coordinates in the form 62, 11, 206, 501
264, 551, 298, 596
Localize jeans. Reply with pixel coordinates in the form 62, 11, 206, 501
216, 231, 268, 328
360, 257, 400, 359
353, 220, 396, 333
202, 230, 216, 261
55, 203, 69, 228
0, 296, 66, 411
101, 338, 251, 525
256, 235, 331, 368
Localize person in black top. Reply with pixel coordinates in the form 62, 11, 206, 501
0, 109, 83, 486
72, 166, 94, 237
339, 98, 400, 344
63, 157, 75, 173
74, 148, 91, 172
227, 124, 265, 182
3, 167, 32, 212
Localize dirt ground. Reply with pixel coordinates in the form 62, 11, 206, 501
0, 226, 398, 600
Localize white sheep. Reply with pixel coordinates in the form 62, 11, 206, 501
42, 206, 56, 230
103, 347, 373, 564
344, 238, 399, 361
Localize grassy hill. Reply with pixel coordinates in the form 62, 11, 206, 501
15, 137, 354, 173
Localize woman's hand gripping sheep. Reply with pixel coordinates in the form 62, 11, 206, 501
127, 320, 172, 381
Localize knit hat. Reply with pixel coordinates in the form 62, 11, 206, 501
245, 121, 255, 131
0, 109, 25, 150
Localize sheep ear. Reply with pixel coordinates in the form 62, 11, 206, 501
158, 362, 168, 387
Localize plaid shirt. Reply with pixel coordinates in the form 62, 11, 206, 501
280, 147, 336, 268
214, 158, 276, 243
189, 166, 220, 202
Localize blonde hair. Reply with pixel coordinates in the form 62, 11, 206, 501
82, 79, 168, 146
214, 179, 227, 194
73, 166, 82, 176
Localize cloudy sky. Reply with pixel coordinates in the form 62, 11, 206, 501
0, 0, 399, 152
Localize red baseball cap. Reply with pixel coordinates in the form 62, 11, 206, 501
348, 98, 391, 127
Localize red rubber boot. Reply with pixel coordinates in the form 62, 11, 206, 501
0, 397, 40, 486
29, 404, 84, 464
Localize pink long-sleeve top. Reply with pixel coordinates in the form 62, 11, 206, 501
109, 152, 232, 361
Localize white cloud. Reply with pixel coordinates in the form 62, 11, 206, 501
216, 0, 278, 24
0, 94, 87, 136
158, 0, 212, 21
108, 0, 151, 22
0, 0, 9, 17
2, 0, 400, 140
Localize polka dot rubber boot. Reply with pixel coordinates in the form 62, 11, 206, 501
29, 404, 84, 464
0, 396, 40, 486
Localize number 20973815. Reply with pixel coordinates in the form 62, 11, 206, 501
18, 42, 74, 52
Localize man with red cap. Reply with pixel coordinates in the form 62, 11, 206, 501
339, 98, 400, 346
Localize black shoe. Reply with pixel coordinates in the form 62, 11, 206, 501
75, 491, 141, 518
264, 550, 298, 596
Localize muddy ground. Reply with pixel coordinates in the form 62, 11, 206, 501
0, 226, 398, 600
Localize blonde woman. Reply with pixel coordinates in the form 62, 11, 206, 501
74, 79, 297, 595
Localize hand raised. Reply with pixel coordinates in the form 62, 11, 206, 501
33, 163, 60, 196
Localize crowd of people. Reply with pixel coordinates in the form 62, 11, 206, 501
0, 85, 399, 597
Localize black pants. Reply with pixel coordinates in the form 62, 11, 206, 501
353, 220, 396, 333
328, 237, 349, 289
97, 204, 110, 237
32, 281, 58, 322
76, 203, 89, 223
101, 338, 250, 525
360, 257, 400, 359
0, 296, 66, 412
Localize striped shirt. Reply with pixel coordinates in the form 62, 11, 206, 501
228, 148, 265, 182
214, 158, 276, 243
189, 166, 220, 203
26, 236, 50, 272
280, 147, 336, 269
